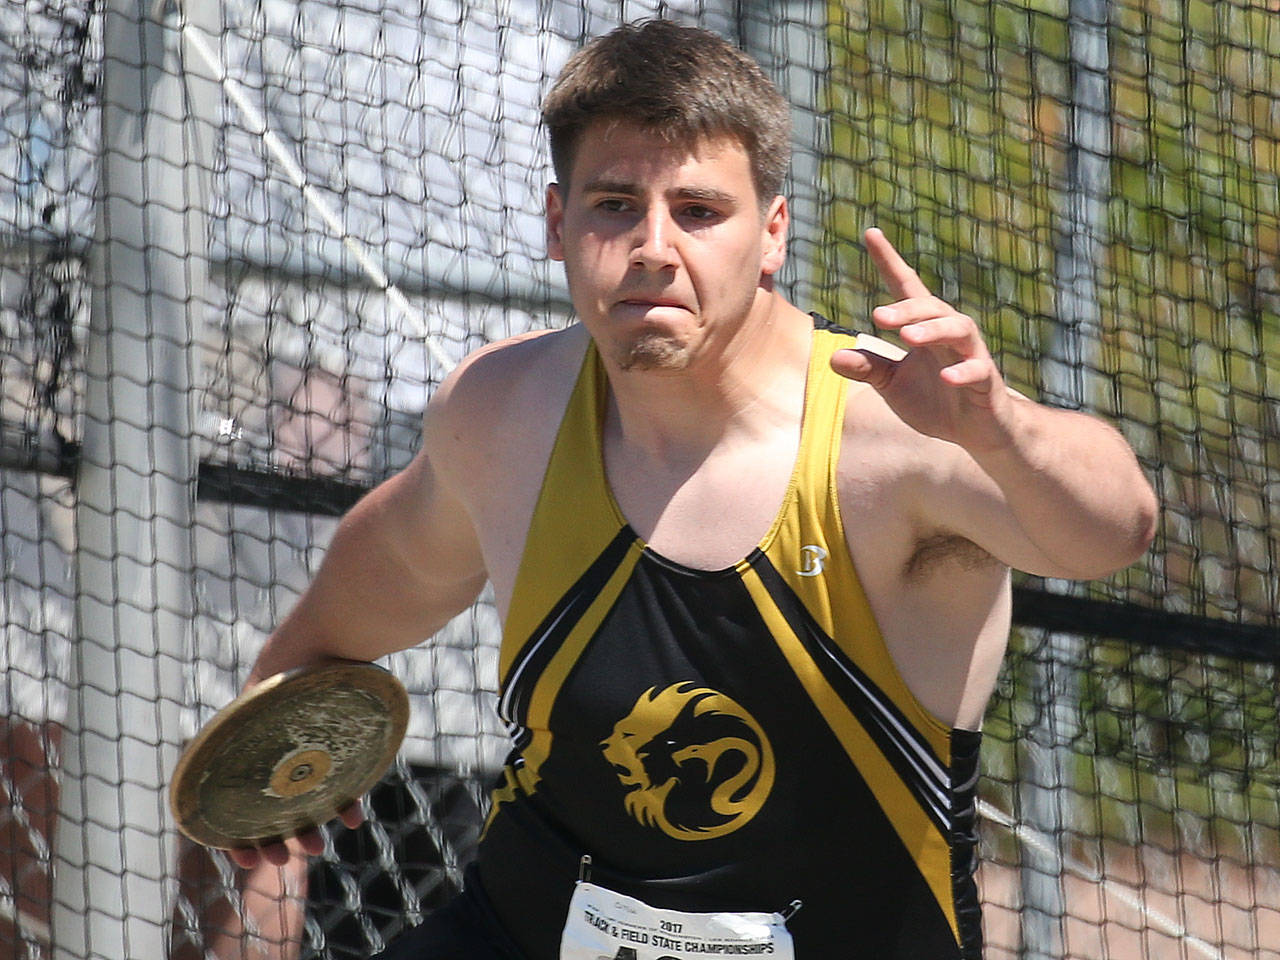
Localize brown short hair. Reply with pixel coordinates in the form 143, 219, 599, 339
542, 20, 791, 202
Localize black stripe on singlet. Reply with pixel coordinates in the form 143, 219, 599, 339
810, 311, 857, 337
750, 551, 953, 838
949, 727, 985, 960
498, 527, 635, 743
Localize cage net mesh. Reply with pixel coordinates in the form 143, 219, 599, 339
0, 0, 1276, 958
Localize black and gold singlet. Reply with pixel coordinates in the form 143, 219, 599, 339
475, 316, 983, 959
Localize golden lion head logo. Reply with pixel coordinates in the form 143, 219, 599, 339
600, 682, 775, 841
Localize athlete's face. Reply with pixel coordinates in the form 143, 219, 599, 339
546, 122, 788, 373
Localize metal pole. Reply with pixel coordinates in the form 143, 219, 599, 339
737, 0, 830, 308
1022, 1, 1112, 957
51, 0, 212, 955
1043, 0, 1112, 413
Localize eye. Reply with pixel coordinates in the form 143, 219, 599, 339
681, 204, 723, 224
596, 197, 631, 213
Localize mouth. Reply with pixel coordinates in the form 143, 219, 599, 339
615, 298, 689, 313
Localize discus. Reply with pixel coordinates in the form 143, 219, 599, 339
170, 660, 409, 850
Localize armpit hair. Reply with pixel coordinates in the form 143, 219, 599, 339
904, 533, 1003, 580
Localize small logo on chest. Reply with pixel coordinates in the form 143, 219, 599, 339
797, 544, 827, 577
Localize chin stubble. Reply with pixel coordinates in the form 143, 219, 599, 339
614, 333, 692, 372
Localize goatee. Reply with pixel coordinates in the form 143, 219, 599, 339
614, 333, 692, 372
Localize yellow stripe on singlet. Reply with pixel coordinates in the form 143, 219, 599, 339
511, 540, 644, 797
739, 565, 959, 940
501, 340, 620, 685
484, 540, 644, 831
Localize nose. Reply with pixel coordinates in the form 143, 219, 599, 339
632, 206, 680, 271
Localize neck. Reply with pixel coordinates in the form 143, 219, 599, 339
598, 292, 814, 463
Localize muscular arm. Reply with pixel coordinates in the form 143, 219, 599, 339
228, 368, 491, 868
247, 442, 488, 686
948, 394, 1156, 578
246, 324, 576, 698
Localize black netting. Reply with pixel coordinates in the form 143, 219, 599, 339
821, 0, 1279, 631
0, 1, 1276, 958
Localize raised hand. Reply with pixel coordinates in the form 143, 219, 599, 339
830, 228, 1017, 454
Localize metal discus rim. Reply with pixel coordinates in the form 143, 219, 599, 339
169, 660, 409, 849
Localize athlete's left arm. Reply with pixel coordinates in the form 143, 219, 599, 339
831, 228, 1158, 580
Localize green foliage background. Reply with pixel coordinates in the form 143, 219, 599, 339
819, 0, 1278, 851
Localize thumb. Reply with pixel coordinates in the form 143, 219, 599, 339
831, 347, 897, 391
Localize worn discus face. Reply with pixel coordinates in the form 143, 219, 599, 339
169, 661, 409, 849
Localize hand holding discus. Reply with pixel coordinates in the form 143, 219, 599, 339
170, 660, 408, 868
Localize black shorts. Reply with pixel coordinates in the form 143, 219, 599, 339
370, 865, 527, 960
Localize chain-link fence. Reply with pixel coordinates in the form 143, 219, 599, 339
0, 1, 1276, 957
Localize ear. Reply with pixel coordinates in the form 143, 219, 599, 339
760, 194, 788, 277
546, 183, 566, 262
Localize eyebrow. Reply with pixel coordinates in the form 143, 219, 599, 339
673, 186, 738, 206
581, 178, 739, 207
580, 177, 640, 196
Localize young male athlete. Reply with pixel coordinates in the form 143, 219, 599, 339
228, 19, 1158, 959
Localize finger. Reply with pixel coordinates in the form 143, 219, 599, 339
830, 347, 897, 392
939, 357, 1000, 392
257, 840, 293, 867
896, 314, 985, 357
291, 829, 326, 858
871, 297, 955, 331
228, 846, 262, 870
338, 799, 365, 831
865, 228, 931, 300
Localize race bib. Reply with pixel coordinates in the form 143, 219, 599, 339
560, 880, 796, 960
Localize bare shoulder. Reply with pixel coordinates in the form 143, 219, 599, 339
420, 325, 589, 610
424, 325, 588, 460
430, 326, 583, 412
